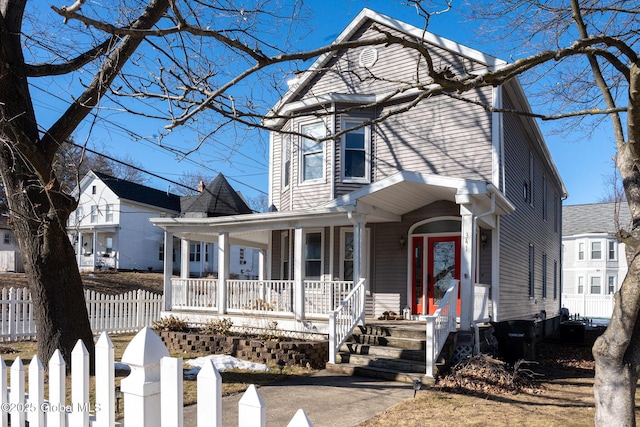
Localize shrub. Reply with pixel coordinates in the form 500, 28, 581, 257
152, 315, 188, 332
201, 317, 234, 335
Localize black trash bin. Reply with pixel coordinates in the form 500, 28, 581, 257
559, 321, 586, 344
491, 320, 536, 364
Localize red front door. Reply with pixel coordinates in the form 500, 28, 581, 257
411, 235, 461, 315
426, 236, 461, 315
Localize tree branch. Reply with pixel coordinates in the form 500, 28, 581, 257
24, 37, 115, 77
42, 0, 171, 161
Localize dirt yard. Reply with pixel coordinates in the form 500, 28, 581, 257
359, 329, 622, 427
0, 271, 164, 294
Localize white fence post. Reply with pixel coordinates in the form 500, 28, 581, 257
70, 340, 90, 427
28, 356, 45, 427
120, 327, 169, 427
95, 332, 115, 427
47, 350, 66, 427
161, 356, 184, 427
8, 288, 15, 342
197, 359, 222, 427
288, 409, 313, 427
10, 356, 25, 427
0, 358, 6, 426
238, 384, 266, 427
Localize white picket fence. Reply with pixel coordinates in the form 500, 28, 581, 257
0, 328, 313, 427
0, 288, 162, 341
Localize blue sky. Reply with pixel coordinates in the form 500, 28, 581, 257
35, 1, 617, 206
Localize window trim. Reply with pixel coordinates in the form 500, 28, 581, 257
341, 118, 371, 184
282, 135, 291, 188
339, 227, 371, 282
589, 275, 602, 295
299, 121, 326, 184
542, 253, 547, 299
304, 228, 324, 279
90, 205, 98, 223
528, 243, 535, 298
591, 241, 602, 260
607, 275, 616, 295
608, 240, 617, 261
281, 231, 291, 280
577, 241, 585, 261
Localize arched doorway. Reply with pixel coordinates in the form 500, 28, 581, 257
409, 218, 461, 315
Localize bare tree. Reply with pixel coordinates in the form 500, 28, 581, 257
0, 0, 394, 366
3, 4, 639, 423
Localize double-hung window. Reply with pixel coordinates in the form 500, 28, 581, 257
304, 231, 322, 279
90, 205, 98, 223
591, 241, 602, 260
608, 240, 616, 261
301, 122, 325, 182
283, 135, 291, 188
105, 204, 113, 222
342, 119, 370, 182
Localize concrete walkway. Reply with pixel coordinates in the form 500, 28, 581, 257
183, 369, 416, 426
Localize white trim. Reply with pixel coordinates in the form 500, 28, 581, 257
491, 86, 504, 192
340, 117, 372, 184
303, 228, 324, 280
299, 120, 327, 185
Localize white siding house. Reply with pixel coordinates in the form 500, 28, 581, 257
67, 171, 181, 272
562, 202, 631, 318
0, 217, 23, 272
68, 171, 259, 277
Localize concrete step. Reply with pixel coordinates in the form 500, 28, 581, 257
355, 323, 426, 340
340, 342, 425, 362
336, 352, 427, 373
326, 362, 436, 386
348, 333, 425, 350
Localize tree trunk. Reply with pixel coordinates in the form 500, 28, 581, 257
0, 0, 94, 367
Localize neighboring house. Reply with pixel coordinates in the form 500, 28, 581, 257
68, 171, 182, 272
562, 202, 631, 318
176, 174, 259, 279
150, 9, 566, 368
67, 171, 259, 276
0, 216, 24, 273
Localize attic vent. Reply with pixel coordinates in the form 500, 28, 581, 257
359, 47, 378, 68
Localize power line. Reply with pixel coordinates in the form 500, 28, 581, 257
30, 83, 269, 195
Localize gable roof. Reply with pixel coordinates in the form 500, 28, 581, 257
563, 202, 632, 236
182, 173, 253, 217
269, 8, 507, 120
92, 171, 181, 212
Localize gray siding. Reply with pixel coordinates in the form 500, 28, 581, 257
498, 92, 563, 321
374, 90, 494, 182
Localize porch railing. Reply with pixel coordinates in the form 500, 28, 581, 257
227, 280, 294, 314
425, 279, 459, 378
328, 278, 366, 364
171, 278, 218, 310
304, 281, 355, 316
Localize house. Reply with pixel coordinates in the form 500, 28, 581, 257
562, 202, 631, 318
0, 216, 24, 272
67, 170, 182, 272
67, 171, 258, 275
150, 9, 566, 375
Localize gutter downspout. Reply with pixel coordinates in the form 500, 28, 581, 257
472, 185, 497, 354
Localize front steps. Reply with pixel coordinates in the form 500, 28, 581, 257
326, 321, 453, 386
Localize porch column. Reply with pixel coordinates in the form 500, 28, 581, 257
353, 214, 367, 319
218, 232, 230, 314
92, 229, 98, 270
258, 249, 266, 281
163, 231, 173, 311
180, 239, 190, 279
459, 204, 476, 332
294, 227, 305, 320
75, 233, 82, 269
